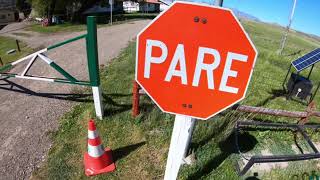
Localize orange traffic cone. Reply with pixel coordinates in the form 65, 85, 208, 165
84, 119, 116, 176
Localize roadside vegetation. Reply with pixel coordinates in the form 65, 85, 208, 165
26, 13, 157, 34
26, 22, 87, 34
0, 36, 32, 65
32, 19, 320, 179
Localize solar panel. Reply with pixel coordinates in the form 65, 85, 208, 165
292, 48, 320, 72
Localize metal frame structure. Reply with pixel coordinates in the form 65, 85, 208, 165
235, 120, 320, 176
0, 16, 104, 119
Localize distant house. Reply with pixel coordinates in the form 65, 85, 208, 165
123, 0, 166, 13
139, 0, 160, 13
123, 1, 139, 13
0, 9, 16, 24
159, 0, 170, 11
0, 0, 18, 24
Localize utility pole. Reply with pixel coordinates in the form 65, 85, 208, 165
214, 0, 223, 6
109, 0, 113, 25
279, 0, 297, 55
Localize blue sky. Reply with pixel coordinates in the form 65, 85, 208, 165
186, 0, 320, 36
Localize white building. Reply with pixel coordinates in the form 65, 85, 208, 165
123, 0, 169, 14
123, 1, 139, 13
159, 0, 170, 11
139, 0, 160, 13
0, 0, 17, 24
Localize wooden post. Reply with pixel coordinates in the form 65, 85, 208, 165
16, 40, 21, 52
0, 57, 3, 66
132, 81, 140, 117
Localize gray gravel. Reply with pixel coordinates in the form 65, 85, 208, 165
0, 20, 150, 180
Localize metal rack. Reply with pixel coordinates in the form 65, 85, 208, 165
235, 120, 320, 176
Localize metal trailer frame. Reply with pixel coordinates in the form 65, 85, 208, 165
0, 16, 104, 119
235, 120, 320, 176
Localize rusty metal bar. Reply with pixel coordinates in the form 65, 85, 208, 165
235, 105, 306, 118
234, 104, 320, 119
296, 125, 319, 153
132, 80, 140, 117
236, 120, 320, 176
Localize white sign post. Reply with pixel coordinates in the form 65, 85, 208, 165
164, 115, 195, 180
135, 2, 257, 180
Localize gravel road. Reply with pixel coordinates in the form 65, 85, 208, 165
0, 20, 150, 180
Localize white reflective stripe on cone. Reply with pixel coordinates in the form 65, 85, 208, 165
88, 130, 99, 139
88, 144, 105, 158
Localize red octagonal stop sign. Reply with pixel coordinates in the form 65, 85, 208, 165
136, 1, 258, 120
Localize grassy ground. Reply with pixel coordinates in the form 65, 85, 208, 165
0, 36, 32, 65
27, 13, 157, 34
32, 19, 320, 180
26, 22, 87, 34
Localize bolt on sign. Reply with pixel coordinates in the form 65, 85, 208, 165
136, 1, 257, 120
136, 1, 258, 179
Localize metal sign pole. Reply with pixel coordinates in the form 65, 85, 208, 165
86, 16, 104, 119
164, 115, 195, 180
214, 0, 223, 6
109, 0, 113, 25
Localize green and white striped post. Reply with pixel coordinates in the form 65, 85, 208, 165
86, 16, 104, 119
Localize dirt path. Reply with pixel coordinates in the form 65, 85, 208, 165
0, 20, 150, 180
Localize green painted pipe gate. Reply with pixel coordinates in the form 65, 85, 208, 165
0, 16, 104, 119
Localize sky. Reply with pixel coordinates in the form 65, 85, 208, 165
186, 0, 320, 36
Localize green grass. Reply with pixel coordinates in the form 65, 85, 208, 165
26, 22, 87, 34
0, 36, 33, 65
32, 19, 320, 180
26, 13, 157, 34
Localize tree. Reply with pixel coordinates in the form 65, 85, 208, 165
16, 0, 27, 11
47, 0, 57, 25
16, 0, 32, 17
28, 0, 111, 24
67, 0, 103, 22
28, 0, 61, 25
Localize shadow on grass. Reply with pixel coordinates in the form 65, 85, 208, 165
113, 141, 146, 161
0, 78, 92, 102
0, 77, 155, 117
105, 93, 132, 97
102, 94, 132, 116
256, 88, 287, 106
257, 88, 309, 107
187, 132, 257, 180
285, 49, 303, 57
102, 93, 154, 117
246, 172, 261, 180
191, 116, 233, 151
